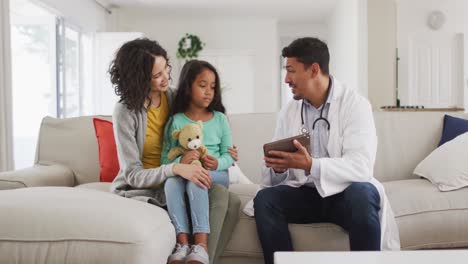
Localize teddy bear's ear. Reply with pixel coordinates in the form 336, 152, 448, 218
197, 120, 203, 129
172, 130, 181, 139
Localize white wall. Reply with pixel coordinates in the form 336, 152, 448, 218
92, 32, 144, 115
396, 0, 468, 109
37, 0, 109, 31
116, 8, 281, 113
463, 0, 468, 112
278, 21, 328, 57
278, 21, 328, 41
368, 0, 397, 109
327, 0, 368, 97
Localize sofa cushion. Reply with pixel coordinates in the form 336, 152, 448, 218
223, 184, 349, 259
384, 179, 468, 249
372, 112, 468, 182
414, 132, 468, 191
0, 187, 175, 264
228, 113, 277, 184
93, 118, 120, 182
37, 116, 113, 185
75, 182, 111, 192
438, 115, 468, 146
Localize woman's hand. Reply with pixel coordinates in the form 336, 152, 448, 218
180, 150, 201, 164
173, 164, 212, 189
228, 145, 238, 161
201, 154, 219, 171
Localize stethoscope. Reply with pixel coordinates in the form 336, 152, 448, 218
299, 78, 332, 135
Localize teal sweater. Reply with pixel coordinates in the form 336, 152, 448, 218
161, 111, 234, 170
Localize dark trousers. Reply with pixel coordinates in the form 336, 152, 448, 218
254, 182, 381, 264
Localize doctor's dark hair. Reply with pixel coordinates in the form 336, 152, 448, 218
109, 38, 170, 112
282, 37, 330, 75
171, 60, 226, 116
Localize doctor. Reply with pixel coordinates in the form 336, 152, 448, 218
252, 37, 400, 264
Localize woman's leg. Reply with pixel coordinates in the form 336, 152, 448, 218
206, 169, 230, 260
209, 170, 229, 188
212, 191, 241, 263
207, 185, 229, 264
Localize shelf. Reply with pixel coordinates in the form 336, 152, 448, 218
379, 107, 465, 112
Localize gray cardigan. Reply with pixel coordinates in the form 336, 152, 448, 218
110, 89, 175, 206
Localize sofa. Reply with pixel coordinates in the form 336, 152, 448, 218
1, 111, 468, 264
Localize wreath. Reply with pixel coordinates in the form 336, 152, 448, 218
177, 33, 205, 60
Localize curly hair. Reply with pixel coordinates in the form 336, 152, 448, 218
171, 60, 226, 116
282, 37, 330, 74
109, 38, 170, 112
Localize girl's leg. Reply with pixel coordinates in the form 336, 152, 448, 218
165, 176, 192, 263
209, 170, 229, 188
194, 233, 209, 250
185, 180, 210, 264
164, 176, 191, 238
186, 180, 210, 235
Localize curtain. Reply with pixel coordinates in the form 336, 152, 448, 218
0, 0, 14, 172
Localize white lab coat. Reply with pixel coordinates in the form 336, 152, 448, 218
244, 77, 401, 250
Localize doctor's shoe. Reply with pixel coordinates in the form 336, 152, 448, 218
167, 243, 190, 264
186, 244, 209, 264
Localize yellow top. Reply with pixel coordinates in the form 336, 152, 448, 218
142, 92, 169, 169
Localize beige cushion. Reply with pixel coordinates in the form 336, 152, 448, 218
414, 132, 468, 191
37, 116, 112, 185
373, 112, 468, 182
75, 182, 111, 192
35, 112, 468, 185
229, 113, 276, 184
0, 187, 175, 264
223, 184, 349, 259
226, 181, 468, 255
0, 164, 74, 190
228, 111, 468, 183
384, 179, 468, 249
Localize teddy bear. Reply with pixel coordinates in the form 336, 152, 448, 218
167, 121, 208, 166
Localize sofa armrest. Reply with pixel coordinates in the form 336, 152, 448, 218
0, 164, 75, 190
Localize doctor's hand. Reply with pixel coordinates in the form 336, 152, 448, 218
264, 140, 312, 173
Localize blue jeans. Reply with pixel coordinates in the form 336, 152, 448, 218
165, 170, 229, 234
254, 182, 381, 264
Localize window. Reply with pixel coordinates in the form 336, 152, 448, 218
10, 0, 92, 169
58, 21, 81, 117
10, 0, 56, 169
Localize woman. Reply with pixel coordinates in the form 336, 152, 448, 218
109, 38, 240, 264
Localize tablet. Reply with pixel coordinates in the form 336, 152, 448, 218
263, 134, 311, 158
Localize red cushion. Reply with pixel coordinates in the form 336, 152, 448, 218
93, 118, 120, 182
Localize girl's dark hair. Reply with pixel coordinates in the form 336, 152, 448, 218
171, 60, 226, 115
109, 38, 170, 112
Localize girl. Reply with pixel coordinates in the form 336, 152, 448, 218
162, 60, 234, 264
108, 39, 239, 264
